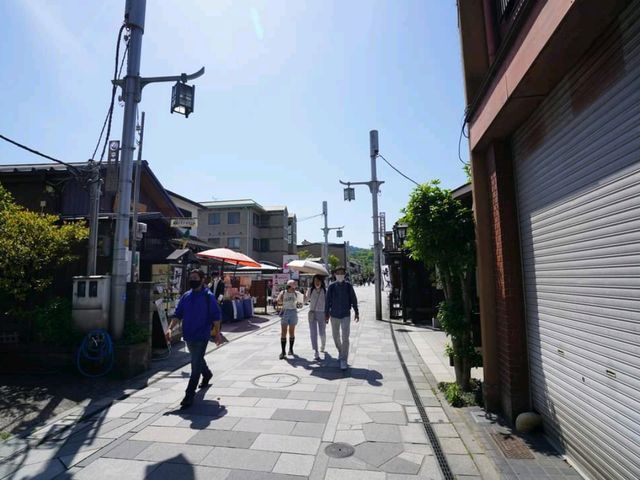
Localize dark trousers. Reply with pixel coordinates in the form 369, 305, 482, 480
185, 340, 211, 397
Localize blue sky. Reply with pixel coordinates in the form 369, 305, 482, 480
0, 0, 468, 249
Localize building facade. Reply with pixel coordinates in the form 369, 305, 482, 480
167, 190, 203, 237
458, 1, 639, 478
198, 199, 297, 265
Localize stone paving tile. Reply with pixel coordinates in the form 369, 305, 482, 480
287, 391, 336, 402
380, 453, 422, 475
188, 429, 259, 448
135, 441, 212, 464
367, 411, 407, 425
214, 396, 260, 407
103, 440, 153, 460
72, 457, 158, 479
327, 455, 377, 471
424, 406, 449, 423
223, 406, 277, 419
362, 423, 402, 442
131, 426, 196, 443
361, 402, 404, 412
307, 401, 333, 411
232, 418, 296, 435
399, 424, 429, 444
314, 384, 339, 393
59, 448, 101, 468
96, 413, 154, 438
344, 393, 394, 405
131, 403, 167, 414
177, 414, 240, 431
200, 446, 279, 471
354, 441, 403, 467
272, 408, 330, 423
1, 458, 66, 480
431, 423, 458, 438
447, 453, 481, 476
338, 405, 372, 424
333, 429, 366, 445
150, 414, 183, 427
255, 398, 309, 409
290, 422, 326, 438
241, 388, 290, 399
273, 453, 316, 476
226, 470, 307, 480
145, 462, 231, 480
250, 433, 321, 455
325, 467, 386, 479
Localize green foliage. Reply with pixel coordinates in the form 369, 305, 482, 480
328, 254, 341, 271
403, 180, 478, 390
349, 246, 374, 277
0, 432, 10, 441
463, 163, 472, 182
297, 249, 312, 260
438, 379, 483, 408
0, 182, 89, 306
33, 297, 81, 346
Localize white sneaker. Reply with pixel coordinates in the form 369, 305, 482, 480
340, 360, 348, 370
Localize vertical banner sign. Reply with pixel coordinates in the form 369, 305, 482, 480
282, 255, 299, 280
379, 212, 386, 241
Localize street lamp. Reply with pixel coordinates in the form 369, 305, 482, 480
171, 80, 195, 117
343, 186, 355, 202
336, 229, 343, 238
395, 223, 408, 249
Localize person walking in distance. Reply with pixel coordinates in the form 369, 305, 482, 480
325, 266, 359, 370
276, 279, 300, 360
306, 274, 327, 361
166, 269, 222, 408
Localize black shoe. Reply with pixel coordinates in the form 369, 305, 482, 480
288, 350, 294, 356
199, 371, 213, 389
279, 352, 285, 360
180, 395, 194, 409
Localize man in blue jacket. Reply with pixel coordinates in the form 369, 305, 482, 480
325, 266, 359, 370
166, 269, 222, 408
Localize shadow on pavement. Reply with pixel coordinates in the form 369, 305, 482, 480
145, 454, 195, 480
285, 353, 383, 386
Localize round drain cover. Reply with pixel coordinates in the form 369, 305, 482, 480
325, 443, 355, 458
252, 373, 299, 388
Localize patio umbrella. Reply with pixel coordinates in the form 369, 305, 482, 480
196, 248, 261, 268
287, 259, 329, 276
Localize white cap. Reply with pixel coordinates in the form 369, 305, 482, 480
287, 279, 296, 287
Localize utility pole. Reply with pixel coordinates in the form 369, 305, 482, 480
130, 111, 145, 282
110, 0, 204, 340
321, 200, 344, 273
86, 161, 102, 275
339, 129, 384, 320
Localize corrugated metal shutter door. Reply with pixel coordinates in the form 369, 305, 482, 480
512, 3, 640, 479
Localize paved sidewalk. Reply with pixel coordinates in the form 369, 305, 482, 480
0, 286, 583, 479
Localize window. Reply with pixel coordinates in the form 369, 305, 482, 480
260, 238, 270, 252
253, 238, 260, 251
253, 213, 259, 225
208, 212, 220, 225
228, 212, 240, 224
259, 214, 270, 226
227, 237, 241, 249
208, 237, 221, 247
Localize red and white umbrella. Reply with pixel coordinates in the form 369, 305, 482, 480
196, 248, 261, 268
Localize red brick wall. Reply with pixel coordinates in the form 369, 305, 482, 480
486, 141, 530, 421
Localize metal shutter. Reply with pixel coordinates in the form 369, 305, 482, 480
512, 2, 640, 479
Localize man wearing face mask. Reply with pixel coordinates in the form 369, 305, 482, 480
166, 269, 222, 408
325, 266, 359, 370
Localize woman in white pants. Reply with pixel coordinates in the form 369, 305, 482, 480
306, 274, 327, 361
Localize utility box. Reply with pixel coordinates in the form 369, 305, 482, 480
72, 275, 111, 333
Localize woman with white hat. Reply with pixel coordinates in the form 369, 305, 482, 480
276, 279, 300, 360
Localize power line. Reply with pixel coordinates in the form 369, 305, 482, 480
94, 24, 128, 163
0, 134, 80, 175
297, 212, 324, 222
377, 154, 420, 186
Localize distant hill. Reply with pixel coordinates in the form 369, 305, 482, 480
348, 245, 373, 275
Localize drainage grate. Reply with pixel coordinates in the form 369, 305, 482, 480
389, 323, 455, 480
252, 373, 299, 388
325, 442, 355, 458
491, 433, 535, 459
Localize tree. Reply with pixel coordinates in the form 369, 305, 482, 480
0, 182, 89, 308
297, 249, 312, 260
403, 180, 478, 390
328, 254, 341, 272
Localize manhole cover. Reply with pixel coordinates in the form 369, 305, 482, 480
252, 373, 299, 388
325, 443, 355, 458
490, 433, 535, 459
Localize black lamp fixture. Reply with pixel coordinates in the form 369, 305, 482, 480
395, 223, 408, 248
343, 186, 355, 202
336, 229, 343, 238
171, 79, 195, 118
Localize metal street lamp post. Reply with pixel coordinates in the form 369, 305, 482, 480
339, 130, 384, 320
321, 200, 344, 273
110, 0, 205, 340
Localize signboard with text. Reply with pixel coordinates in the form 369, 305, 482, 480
170, 218, 198, 229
